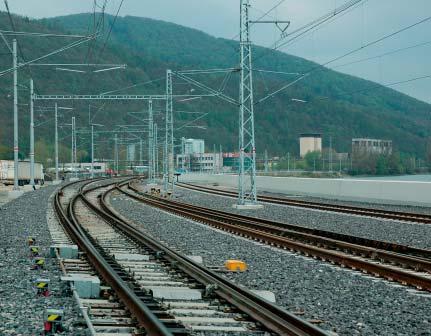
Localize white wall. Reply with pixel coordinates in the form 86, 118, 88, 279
179, 173, 431, 206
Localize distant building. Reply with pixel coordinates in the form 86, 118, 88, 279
183, 138, 205, 155
333, 152, 349, 161
176, 153, 222, 173
63, 162, 107, 174
352, 138, 392, 155
300, 133, 322, 158
222, 152, 252, 172
127, 144, 136, 162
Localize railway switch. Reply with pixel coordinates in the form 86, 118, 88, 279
225, 259, 248, 272
34, 278, 50, 297
33, 257, 45, 269
43, 309, 64, 335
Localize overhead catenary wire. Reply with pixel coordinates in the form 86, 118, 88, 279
329, 40, 431, 70
0, 30, 90, 38
315, 73, 431, 102
100, 77, 165, 95
0, 35, 97, 77
98, 0, 125, 60
255, 14, 431, 105
252, 0, 364, 67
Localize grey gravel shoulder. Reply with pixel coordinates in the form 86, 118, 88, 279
109, 192, 431, 336
199, 183, 431, 214
175, 187, 431, 250
0, 185, 83, 336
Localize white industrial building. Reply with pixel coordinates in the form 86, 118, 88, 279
183, 138, 205, 155
176, 153, 223, 173
127, 144, 136, 162
352, 138, 393, 155
63, 162, 107, 174
299, 133, 322, 158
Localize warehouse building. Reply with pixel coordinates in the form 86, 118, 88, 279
352, 138, 392, 155
299, 133, 322, 158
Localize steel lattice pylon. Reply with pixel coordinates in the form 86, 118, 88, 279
238, 0, 258, 205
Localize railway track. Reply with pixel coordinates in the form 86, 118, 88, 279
54, 178, 327, 336
120, 182, 431, 293
55, 177, 170, 335
177, 182, 431, 224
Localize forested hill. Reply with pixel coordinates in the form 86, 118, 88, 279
0, 12, 430, 161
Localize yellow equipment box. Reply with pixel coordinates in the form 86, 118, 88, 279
225, 259, 247, 272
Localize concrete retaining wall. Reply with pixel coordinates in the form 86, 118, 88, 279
178, 173, 431, 206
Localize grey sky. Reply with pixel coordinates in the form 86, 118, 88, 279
4, 0, 431, 102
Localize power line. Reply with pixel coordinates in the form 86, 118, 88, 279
269, 0, 369, 53
256, 14, 431, 105
316, 73, 431, 102
100, 77, 165, 95
330, 40, 431, 70
252, 0, 363, 67
98, 0, 125, 59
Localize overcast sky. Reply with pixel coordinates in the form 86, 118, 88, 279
4, 0, 431, 102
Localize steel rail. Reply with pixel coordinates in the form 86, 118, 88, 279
128, 183, 431, 270
53, 179, 174, 336
121, 184, 431, 292
132, 183, 431, 259
168, 186, 431, 258
91, 181, 329, 336
177, 183, 431, 224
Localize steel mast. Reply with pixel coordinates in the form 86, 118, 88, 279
237, 0, 258, 207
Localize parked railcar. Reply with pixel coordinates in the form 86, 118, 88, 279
0, 160, 44, 186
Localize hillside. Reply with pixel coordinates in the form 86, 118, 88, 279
0, 12, 430, 163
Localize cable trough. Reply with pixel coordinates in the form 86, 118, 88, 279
55, 178, 327, 336
177, 182, 431, 224
121, 182, 431, 292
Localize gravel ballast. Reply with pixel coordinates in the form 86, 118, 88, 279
175, 187, 431, 250
197, 183, 431, 215
109, 191, 431, 336
0, 185, 81, 335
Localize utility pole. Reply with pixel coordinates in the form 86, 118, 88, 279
220, 144, 223, 174
55, 102, 59, 181
287, 152, 290, 172
213, 144, 216, 174
29, 78, 35, 186
139, 139, 143, 166
164, 69, 173, 192
148, 99, 153, 181
71, 117, 74, 176
91, 124, 94, 178
237, 0, 258, 207
72, 116, 77, 178
181, 137, 185, 171
264, 149, 268, 173
114, 133, 118, 174
329, 136, 333, 172
13, 39, 19, 190
154, 124, 158, 178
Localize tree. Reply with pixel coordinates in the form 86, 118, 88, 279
304, 151, 322, 171
0, 144, 12, 160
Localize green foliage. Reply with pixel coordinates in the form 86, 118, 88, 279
0, 12, 430, 168
0, 144, 12, 159
304, 151, 322, 171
